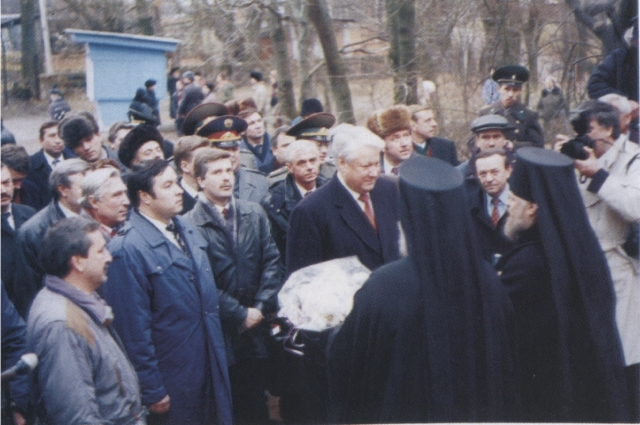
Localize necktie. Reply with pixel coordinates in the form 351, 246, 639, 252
109, 228, 118, 238
52, 158, 60, 168
358, 193, 377, 231
491, 197, 500, 227
222, 207, 229, 220
391, 166, 399, 176
166, 221, 191, 258
1, 211, 12, 231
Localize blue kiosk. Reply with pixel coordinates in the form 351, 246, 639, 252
66, 29, 180, 129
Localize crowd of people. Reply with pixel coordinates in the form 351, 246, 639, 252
1, 22, 639, 425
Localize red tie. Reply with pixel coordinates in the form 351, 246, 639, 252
222, 207, 229, 220
491, 197, 500, 227
391, 166, 399, 176
358, 193, 377, 231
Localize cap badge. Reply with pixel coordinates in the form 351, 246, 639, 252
224, 118, 233, 128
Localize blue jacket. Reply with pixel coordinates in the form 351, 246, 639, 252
101, 211, 233, 425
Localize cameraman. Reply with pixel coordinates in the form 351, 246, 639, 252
556, 100, 640, 420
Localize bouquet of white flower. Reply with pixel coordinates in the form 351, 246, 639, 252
277, 256, 371, 331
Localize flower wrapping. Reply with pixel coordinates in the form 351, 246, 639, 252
278, 256, 371, 331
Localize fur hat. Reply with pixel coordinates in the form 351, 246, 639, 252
59, 115, 96, 150
250, 71, 263, 82
118, 123, 163, 168
366, 105, 412, 138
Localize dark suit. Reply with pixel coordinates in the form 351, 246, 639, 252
27, 148, 76, 209
179, 179, 198, 214
286, 175, 400, 276
1, 204, 37, 318
17, 201, 65, 289
235, 168, 270, 204
263, 172, 329, 262
465, 179, 513, 262
413, 137, 459, 166
480, 101, 544, 149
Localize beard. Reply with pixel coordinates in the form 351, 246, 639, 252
503, 214, 532, 241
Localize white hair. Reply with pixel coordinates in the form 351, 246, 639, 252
598, 93, 633, 116
80, 167, 121, 209
329, 123, 385, 163
283, 139, 319, 164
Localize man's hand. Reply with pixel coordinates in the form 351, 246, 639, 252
13, 411, 26, 425
240, 308, 264, 332
554, 134, 571, 152
149, 395, 170, 414
574, 146, 600, 177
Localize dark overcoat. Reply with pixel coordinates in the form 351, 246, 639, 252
27, 148, 76, 209
480, 101, 544, 149
413, 136, 459, 166
286, 175, 400, 276
184, 198, 281, 364
1, 203, 37, 318
102, 211, 233, 425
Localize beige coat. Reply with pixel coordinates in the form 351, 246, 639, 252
579, 135, 640, 365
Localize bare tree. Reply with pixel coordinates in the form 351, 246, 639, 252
21, 0, 41, 99
268, 0, 297, 119
307, 0, 355, 124
385, 0, 418, 105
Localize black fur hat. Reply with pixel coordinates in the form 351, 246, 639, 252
58, 115, 96, 150
118, 123, 163, 168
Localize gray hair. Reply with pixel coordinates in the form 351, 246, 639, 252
598, 93, 633, 116
49, 158, 90, 200
330, 123, 384, 163
80, 167, 121, 209
283, 140, 319, 164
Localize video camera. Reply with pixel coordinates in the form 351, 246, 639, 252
560, 107, 594, 160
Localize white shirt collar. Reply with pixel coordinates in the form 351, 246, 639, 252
337, 172, 371, 212
43, 150, 62, 168
58, 202, 79, 218
3, 204, 15, 229
295, 181, 316, 198
139, 211, 182, 248
382, 155, 399, 175
181, 179, 199, 199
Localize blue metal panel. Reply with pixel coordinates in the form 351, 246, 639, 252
95, 99, 132, 131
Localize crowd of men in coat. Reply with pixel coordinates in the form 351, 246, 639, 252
1, 43, 638, 425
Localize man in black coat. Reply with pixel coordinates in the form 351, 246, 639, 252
408, 104, 459, 165
480, 65, 544, 149
286, 124, 400, 276
466, 148, 514, 262
185, 147, 281, 424
1, 144, 46, 211
18, 158, 89, 290
1, 164, 37, 318
496, 147, 630, 422
587, 20, 638, 101
262, 140, 329, 262
177, 71, 204, 133
28, 121, 76, 209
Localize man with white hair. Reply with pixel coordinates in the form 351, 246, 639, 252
599, 93, 639, 144
286, 124, 401, 276
81, 167, 130, 240
263, 140, 329, 261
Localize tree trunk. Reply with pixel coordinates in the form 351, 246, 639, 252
135, 0, 154, 35
307, 0, 355, 124
385, 0, 417, 105
245, 5, 264, 74
289, 0, 315, 103
268, 0, 297, 119
20, 0, 40, 99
